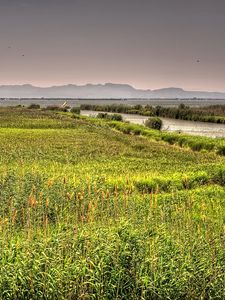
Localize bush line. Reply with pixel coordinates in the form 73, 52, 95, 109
104, 120, 225, 156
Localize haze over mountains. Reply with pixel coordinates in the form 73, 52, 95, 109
0, 83, 225, 99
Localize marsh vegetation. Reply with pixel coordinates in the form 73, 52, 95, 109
0, 107, 224, 299
80, 103, 225, 124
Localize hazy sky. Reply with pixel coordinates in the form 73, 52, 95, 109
0, 0, 225, 91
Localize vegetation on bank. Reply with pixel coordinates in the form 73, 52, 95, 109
80, 103, 225, 124
0, 107, 224, 299
27, 103, 80, 113
96, 112, 123, 121
93, 118, 225, 156
145, 117, 162, 130
70, 106, 81, 114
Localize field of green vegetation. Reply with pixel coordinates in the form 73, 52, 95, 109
0, 107, 224, 299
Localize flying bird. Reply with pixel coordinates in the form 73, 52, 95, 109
196, 59, 200, 63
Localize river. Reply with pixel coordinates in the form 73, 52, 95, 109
81, 110, 225, 138
1, 98, 225, 138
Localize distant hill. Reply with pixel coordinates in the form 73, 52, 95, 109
0, 83, 225, 99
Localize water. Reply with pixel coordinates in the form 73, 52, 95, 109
81, 110, 225, 138
1, 98, 225, 107
1, 98, 225, 138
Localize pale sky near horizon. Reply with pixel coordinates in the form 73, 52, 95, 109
0, 0, 225, 91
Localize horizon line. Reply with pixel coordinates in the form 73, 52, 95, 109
0, 82, 225, 94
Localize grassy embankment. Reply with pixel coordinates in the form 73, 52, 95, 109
0, 107, 224, 299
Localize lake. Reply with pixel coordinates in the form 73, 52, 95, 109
1, 98, 225, 107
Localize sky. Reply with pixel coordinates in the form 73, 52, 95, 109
0, 0, 225, 91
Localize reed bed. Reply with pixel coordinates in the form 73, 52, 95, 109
0, 107, 224, 299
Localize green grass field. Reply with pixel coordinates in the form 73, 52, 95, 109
0, 108, 224, 299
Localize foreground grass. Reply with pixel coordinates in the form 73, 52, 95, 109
0, 108, 224, 299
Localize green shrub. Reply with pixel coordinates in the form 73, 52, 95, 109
145, 117, 162, 130
71, 107, 81, 114
217, 146, 225, 156
109, 114, 123, 121
28, 103, 40, 109
97, 113, 123, 121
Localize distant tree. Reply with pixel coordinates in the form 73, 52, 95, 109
28, 104, 40, 109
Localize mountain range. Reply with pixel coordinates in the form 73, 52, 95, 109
0, 83, 225, 99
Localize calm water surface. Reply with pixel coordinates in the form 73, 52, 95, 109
81, 110, 225, 138
1, 98, 225, 107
